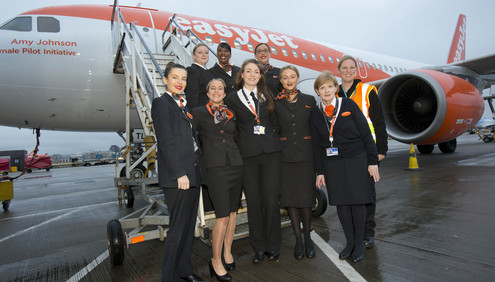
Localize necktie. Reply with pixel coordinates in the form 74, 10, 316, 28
250, 92, 259, 112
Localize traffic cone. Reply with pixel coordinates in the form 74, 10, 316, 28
405, 144, 422, 171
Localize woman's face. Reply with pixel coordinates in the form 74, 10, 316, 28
338, 58, 357, 84
217, 47, 231, 65
241, 63, 261, 88
193, 45, 209, 66
280, 69, 299, 91
207, 80, 226, 105
316, 81, 337, 105
254, 44, 270, 65
163, 68, 187, 95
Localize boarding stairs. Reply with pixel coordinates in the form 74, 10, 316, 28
106, 1, 258, 266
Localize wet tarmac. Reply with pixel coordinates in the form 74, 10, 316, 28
0, 133, 494, 282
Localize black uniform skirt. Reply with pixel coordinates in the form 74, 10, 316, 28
323, 152, 373, 206
280, 160, 316, 208
206, 165, 243, 218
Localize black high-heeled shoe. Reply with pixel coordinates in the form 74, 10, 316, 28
223, 257, 236, 271
294, 239, 304, 260
305, 239, 316, 258
209, 260, 232, 281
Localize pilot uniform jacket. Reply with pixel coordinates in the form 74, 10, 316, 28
265, 66, 283, 96
208, 63, 241, 95
185, 64, 214, 109
224, 90, 281, 158
310, 97, 378, 205
151, 93, 203, 188
275, 92, 316, 207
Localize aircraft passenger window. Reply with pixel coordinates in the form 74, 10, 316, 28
383, 65, 388, 71
270, 46, 278, 55
320, 55, 326, 62
292, 50, 299, 58
220, 38, 227, 43
247, 42, 254, 51
394, 67, 398, 73
377, 64, 382, 70
328, 56, 334, 63
142, 27, 149, 32
234, 40, 242, 49
358, 61, 364, 68
0, 16, 31, 31
372, 63, 376, 69
205, 36, 214, 45
389, 66, 393, 72
311, 53, 317, 61
336, 57, 340, 63
302, 51, 308, 59
366, 62, 371, 69
191, 35, 198, 44
282, 48, 288, 56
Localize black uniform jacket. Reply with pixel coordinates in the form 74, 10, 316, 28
274, 92, 316, 162
310, 97, 378, 175
208, 63, 240, 95
265, 67, 283, 96
192, 105, 243, 168
185, 64, 214, 109
338, 79, 388, 156
151, 94, 203, 188
225, 90, 281, 158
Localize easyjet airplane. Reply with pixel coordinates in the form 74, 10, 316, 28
1, 4, 494, 153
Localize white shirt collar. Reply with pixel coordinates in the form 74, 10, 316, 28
194, 62, 207, 70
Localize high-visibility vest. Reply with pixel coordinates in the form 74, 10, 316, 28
348, 82, 376, 140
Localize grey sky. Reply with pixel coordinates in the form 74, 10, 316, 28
1, 0, 494, 155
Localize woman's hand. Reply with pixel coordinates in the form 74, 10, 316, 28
368, 165, 380, 182
177, 175, 190, 190
316, 175, 326, 189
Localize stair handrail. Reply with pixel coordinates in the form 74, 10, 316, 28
161, 14, 217, 58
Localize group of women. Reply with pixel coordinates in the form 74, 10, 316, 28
152, 42, 380, 282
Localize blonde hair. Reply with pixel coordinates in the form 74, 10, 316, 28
192, 42, 208, 55
314, 71, 338, 92
337, 54, 357, 70
279, 65, 300, 79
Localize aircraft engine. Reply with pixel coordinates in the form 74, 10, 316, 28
378, 69, 484, 145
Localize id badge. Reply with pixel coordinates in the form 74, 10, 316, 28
326, 147, 339, 156
254, 125, 265, 135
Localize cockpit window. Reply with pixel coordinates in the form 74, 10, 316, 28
0, 16, 32, 32
37, 17, 60, 33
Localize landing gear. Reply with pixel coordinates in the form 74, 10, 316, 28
119, 164, 147, 179
438, 139, 457, 153
417, 144, 434, 154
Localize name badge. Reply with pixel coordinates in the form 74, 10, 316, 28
254, 125, 265, 135
326, 147, 339, 156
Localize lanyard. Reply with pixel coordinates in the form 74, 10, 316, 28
320, 98, 340, 145
241, 89, 260, 124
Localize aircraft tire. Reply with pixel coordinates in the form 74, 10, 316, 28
119, 164, 147, 179
27, 169, 32, 173
483, 137, 492, 143
312, 187, 328, 217
124, 187, 135, 208
438, 139, 457, 153
107, 219, 125, 266
417, 144, 434, 154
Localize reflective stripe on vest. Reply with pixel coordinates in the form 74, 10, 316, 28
350, 82, 376, 140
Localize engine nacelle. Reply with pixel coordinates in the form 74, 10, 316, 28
378, 69, 484, 145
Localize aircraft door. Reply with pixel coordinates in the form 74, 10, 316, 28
356, 58, 368, 79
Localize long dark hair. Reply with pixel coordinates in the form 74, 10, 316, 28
236, 59, 274, 111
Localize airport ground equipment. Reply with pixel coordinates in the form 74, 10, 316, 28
0, 179, 13, 211
106, 1, 326, 265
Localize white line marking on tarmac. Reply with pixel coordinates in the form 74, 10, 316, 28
66, 250, 109, 282
311, 231, 367, 282
0, 208, 80, 244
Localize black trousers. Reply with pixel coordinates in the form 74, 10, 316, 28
161, 187, 200, 282
242, 152, 281, 252
365, 160, 380, 238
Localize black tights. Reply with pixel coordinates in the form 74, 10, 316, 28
337, 205, 366, 256
288, 207, 312, 246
